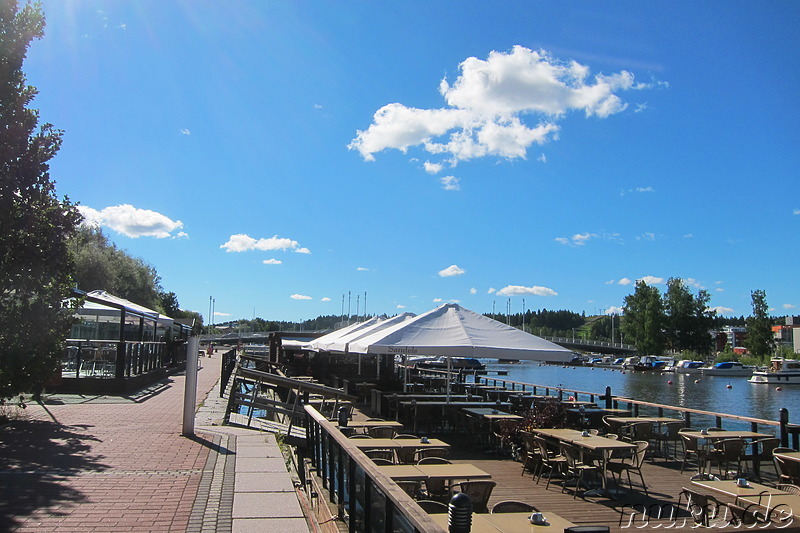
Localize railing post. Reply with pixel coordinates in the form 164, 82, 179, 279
605, 386, 612, 409
780, 408, 789, 448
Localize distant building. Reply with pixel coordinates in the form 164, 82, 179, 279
716, 326, 747, 352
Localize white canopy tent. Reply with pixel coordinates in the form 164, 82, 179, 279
348, 303, 574, 362
304, 317, 382, 352
324, 313, 417, 354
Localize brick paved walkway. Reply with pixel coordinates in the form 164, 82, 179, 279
0, 351, 308, 533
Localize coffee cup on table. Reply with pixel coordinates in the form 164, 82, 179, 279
737, 478, 748, 487
529, 512, 545, 525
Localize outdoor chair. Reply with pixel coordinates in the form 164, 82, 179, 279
679, 429, 708, 474
707, 438, 745, 479
368, 426, 395, 438
534, 436, 568, 489
777, 483, 800, 494
655, 421, 685, 459
629, 421, 654, 452
774, 452, 800, 486
349, 434, 373, 439
363, 449, 394, 462
416, 457, 450, 465
370, 458, 394, 465
743, 437, 780, 479
725, 503, 766, 527
415, 500, 449, 514
412, 447, 449, 463
607, 440, 649, 496
602, 415, 626, 438
519, 431, 542, 477
560, 442, 601, 499
396, 480, 421, 499
679, 487, 723, 527
491, 501, 537, 514
450, 480, 496, 513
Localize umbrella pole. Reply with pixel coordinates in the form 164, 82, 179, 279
446, 357, 452, 404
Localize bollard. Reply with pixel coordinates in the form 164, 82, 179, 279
337, 406, 348, 427
182, 337, 199, 437
448, 492, 472, 533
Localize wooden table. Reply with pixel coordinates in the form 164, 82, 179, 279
691, 479, 791, 502
680, 429, 774, 441
774, 450, 800, 461
351, 437, 449, 450
430, 511, 575, 532
463, 407, 523, 421
532, 428, 637, 497
378, 463, 492, 482
346, 420, 404, 430
737, 493, 800, 520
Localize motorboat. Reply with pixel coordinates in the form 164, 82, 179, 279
700, 361, 755, 377
411, 356, 485, 371
674, 360, 705, 374
623, 355, 672, 371
749, 358, 800, 384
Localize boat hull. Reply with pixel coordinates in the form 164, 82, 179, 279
749, 371, 800, 384
700, 368, 754, 377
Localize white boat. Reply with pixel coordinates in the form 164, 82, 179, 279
749, 358, 800, 385
700, 361, 755, 377
674, 360, 704, 374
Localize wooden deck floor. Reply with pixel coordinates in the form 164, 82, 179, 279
351, 410, 791, 531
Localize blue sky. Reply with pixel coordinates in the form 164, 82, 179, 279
27, 1, 800, 323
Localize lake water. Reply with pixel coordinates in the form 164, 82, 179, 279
482, 361, 800, 429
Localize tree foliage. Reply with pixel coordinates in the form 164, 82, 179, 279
744, 289, 774, 358
621, 281, 666, 355
663, 278, 716, 355
71, 225, 162, 310
0, 0, 81, 400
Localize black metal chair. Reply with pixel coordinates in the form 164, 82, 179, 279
491, 501, 537, 514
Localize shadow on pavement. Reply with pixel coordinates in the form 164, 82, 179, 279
0, 419, 110, 529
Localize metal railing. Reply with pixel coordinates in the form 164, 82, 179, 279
304, 405, 445, 533
61, 339, 187, 381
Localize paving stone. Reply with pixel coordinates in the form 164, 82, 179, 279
232, 492, 304, 519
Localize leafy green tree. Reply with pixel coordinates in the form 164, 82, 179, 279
0, 0, 81, 401
159, 291, 180, 317
663, 278, 716, 355
621, 280, 665, 355
71, 225, 162, 310
744, 289, 774, 359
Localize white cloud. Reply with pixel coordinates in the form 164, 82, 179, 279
635, 186, 654, 193
220, 234, 305, 253
439, 265, 466, 277
715, 288, 725, 292
180, 128, 191, 135
684, 233, 694, 239
686, 278, 705, 289
618, 278, 633, 286
214, 311, 231, 317
357, 267, 371, 271
487, 288, 496, 294
636, 232, 656, 241
262, 259, 282, 265
470, 287, 477, 295
424, 161, 444, 174
290, 294, 312, 300
605, 306, 623, 315
638, 275, 665, 285
433, 298, 444, 303
710, 306, 734, 315
440, 175, 461, 191
496, 284, 557, 297
794, 209, 800, 215
349, 46, 652, 166
78, 204, 184, 239
295, 247, 311, 254
321, 297, 331, 302
783, 303, 796, 309
537, 153, 547, 163
555, 232, 596, 246
397, 304, 406, 309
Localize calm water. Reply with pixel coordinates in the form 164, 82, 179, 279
482, 361, 800, 428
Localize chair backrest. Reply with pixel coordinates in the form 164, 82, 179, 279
680, 432, 698, 452
396, 480, 420, 498
663, 421, 685, 438
560, 443, 582, 467
680, 487, 716, 526
364, 449, 394, 462
413, 447, 449, 462
417, 457, 451, 465
534, 436, 552, 459
491, 501, 536, 514
454, 480, 496, 513
631, 441, 649, 467
349, 434, 374, 439
521, 431, 538, 454
631, 421, 654, 440
755, 437, 781, 459
605, 433, 619, 440
394, 434, 419, 439
368, 426, 396, 438
416, 500, 449, 514
725, 503, 761, 526
371, 457, 394, 465
777, 483, 800, 495
713, 438, 745, 459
